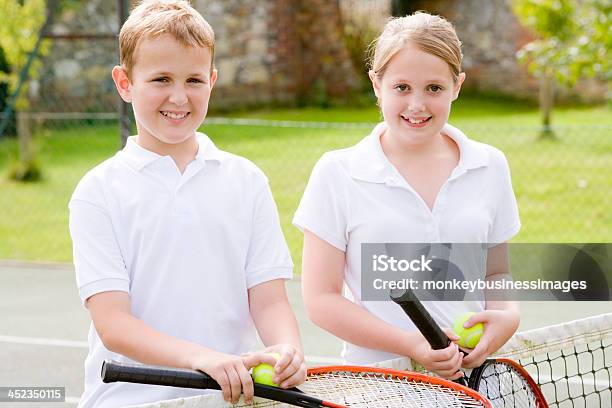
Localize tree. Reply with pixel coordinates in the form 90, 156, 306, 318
0, 0, 49, 112
0, 0, 49, 180
513, 0, 611, 136
0, 46, 16, 136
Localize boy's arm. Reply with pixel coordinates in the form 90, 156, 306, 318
248, 279, 307, 387
88, 291, 269, 404
88, 291, 211, 368
302, 230, 464, 380
462, 243, 520, 368
249, 279, 302, 350
244, 170, 308, 386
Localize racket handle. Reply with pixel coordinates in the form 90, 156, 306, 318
390, 289, 469, 387
101, 360, 326, 408
102, 359, 220, 390
390, 288, 449, 349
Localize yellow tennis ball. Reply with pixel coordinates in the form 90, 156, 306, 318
453, 312, 484, 349
252, 353, 281, 387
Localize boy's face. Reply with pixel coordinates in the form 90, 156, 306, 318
113, 34, 217, 149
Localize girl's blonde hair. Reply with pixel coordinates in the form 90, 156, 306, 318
368, 12, 463, 82
119, 0, 215, 81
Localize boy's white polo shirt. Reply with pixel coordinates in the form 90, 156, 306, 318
293, 122, 520, 364
69, 133, 292, 408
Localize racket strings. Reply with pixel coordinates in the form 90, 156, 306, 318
302, 371, 486, 407
474, 363, 541, 408
520, 338, 612, 407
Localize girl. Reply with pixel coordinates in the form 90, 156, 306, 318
293, 12, 520, 380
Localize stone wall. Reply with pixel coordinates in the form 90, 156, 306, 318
31, 0, 604, 113
196, 0, 359, 107
34, 0, 119, 113
36, 0, 360, 111
193, 0, 280, 107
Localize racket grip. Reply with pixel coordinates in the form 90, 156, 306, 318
391, 290, 469, 387
102, 360, 221, 390
390, 289, 449, 349
102, 360, 324, 407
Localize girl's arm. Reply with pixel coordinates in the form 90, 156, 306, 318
302, 230, 464, 379
461, 243, 520, 368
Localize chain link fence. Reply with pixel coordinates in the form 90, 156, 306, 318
1, 117, 610, 264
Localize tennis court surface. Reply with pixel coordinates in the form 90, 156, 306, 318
1, 262, 611, 407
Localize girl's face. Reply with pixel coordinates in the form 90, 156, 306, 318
370, 45, 465, 147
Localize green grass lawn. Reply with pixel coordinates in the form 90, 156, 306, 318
1, 96, 611, 265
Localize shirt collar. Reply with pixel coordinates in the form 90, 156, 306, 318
120, 132, 225, 171
349, 122, 490, 183
194, 132, 225, 163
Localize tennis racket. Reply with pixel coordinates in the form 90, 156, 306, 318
102, 359, 492, 407
390, 288, 549, 408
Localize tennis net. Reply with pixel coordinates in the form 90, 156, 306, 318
374, 312, 612, 408
497, 312, 612, 407
130, 312, 611, 407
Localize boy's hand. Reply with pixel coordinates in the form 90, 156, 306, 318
461, 309, 519, 368
191, 350, 254, 405
413, 329, 464, 380
246, 344, 306, 389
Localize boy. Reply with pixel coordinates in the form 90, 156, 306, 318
69, 1, 306, 407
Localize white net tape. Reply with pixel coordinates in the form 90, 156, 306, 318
495, 312, 612, 359
129, 369, 488, 408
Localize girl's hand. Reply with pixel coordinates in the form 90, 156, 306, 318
461, 309, 519, 368
412, 329, 464, 380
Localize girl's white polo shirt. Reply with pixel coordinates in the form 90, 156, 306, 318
69, 133, 292, 408
293, 122, 520, 364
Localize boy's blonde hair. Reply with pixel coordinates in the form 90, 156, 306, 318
369, 12, 462, 83
119, 0, 215, 81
